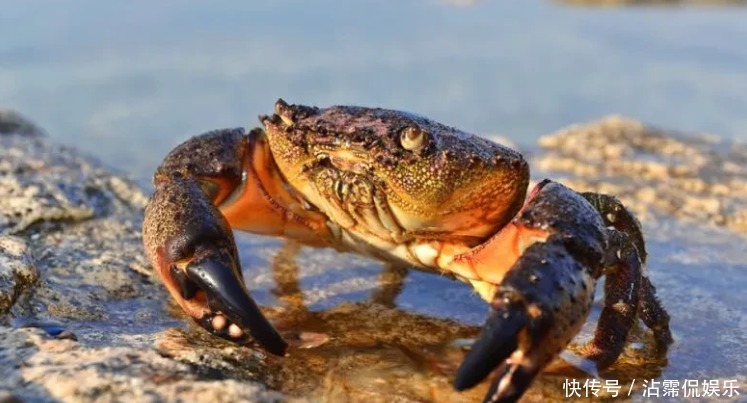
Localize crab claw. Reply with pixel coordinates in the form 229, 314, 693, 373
181, 249, 288, 355
145, 174, 288, 355
143, 128, 288, 356
449, 181, 606, 402
453, 298, 530, 397
454, 240, 595, 402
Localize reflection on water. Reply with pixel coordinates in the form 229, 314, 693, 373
2, 0, 747, 184
265, 249, 483, 401
218, 238, 673, 401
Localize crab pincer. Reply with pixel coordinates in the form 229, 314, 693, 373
445, 181, 602, 401
448, 180, 672, 402
143, 129, 295, 355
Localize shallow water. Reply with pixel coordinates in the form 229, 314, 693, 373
2, 0, 747, 184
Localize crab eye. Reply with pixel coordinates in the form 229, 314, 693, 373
400, 126, 427, 151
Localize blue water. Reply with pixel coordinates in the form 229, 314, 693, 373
1, 0, 746, 183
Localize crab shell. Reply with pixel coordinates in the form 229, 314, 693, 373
240, 102, 524, 268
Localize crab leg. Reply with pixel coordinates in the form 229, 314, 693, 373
585, 228, 643, 369
144, 173, 287, 354
637, 275, 673, 351
582, 192, 672, 354
370, 264, 408, 308
143, 128, 330, 355
448, 180, 607, 402
448, 182, 673, 402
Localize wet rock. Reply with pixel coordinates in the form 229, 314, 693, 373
11, 317, 78, 340
0, 236, 38, 314
0, 327, 281, 402
536, 116, 747, 233
0, 118, 148, 234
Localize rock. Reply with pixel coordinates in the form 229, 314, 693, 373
536, 115, 747, 233
0, 110, 44, 137
0, 327, 281, 402
0, 236, 38, 313
0, 116, 147, 234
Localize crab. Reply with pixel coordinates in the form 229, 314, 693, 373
142, 99, 672, 402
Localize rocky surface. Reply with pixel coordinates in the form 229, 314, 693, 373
536, 116, 747, 233
1, 110, 746, 402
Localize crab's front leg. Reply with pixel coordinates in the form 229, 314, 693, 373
444, 180, 671, 402
143, 128, 330, 355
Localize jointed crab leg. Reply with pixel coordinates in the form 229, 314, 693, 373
143, 128, 329, 355
450, 180, 672, 402
585, 228, 643, 368
144, 173, 286, 354
451, 180, 605, 401
637, 276, 673, 351
582, 193, 672, 354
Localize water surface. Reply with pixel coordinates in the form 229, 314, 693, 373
1, 0, 747, 183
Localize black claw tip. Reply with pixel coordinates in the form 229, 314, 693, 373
453, 307, 527, 391
186, 253, 288, 356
